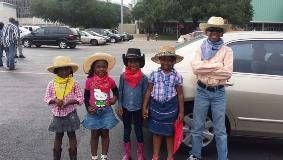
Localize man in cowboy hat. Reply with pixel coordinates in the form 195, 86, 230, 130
188, 17, 233, 160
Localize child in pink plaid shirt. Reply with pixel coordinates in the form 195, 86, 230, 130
44, 56, 83, 160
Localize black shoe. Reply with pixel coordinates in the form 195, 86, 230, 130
19, 55, 26, 58
15, 55, 19, 58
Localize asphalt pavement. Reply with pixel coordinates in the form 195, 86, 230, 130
0, 40, 282, 160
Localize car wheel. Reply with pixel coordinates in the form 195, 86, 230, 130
90, 39, 98, 46
182, 113, 215, 150
110, 37, 116, 43
35, 45, 41, 48
69, 43, 76, 49
23, 39, 32, 48
59, 41, 67, 49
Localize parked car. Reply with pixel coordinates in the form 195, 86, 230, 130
142, 31, 283, 151
19, 27, 31, 38
79, 31, 106, 46
22, 26, 81, 49
109, 29, 133, 41
177, 31, 204, 43
86, 30, 111, 43
86, 28, 121, 43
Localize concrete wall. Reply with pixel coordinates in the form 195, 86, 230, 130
118, 23, 136, 34
18, 17, 60, 26
0, 2, 16, 24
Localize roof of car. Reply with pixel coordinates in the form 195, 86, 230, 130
223, 31, 283, 41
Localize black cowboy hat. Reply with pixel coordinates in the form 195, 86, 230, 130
122, 48, 145, 68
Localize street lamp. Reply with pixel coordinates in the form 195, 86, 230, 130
121, 0, 123, 32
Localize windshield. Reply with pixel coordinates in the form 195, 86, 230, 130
176, 35, 205, 50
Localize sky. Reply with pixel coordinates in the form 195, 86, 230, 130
111, 0, 132, 6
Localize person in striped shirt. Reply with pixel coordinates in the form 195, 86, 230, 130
188, 17, 233, 160
1, 17, 19, 70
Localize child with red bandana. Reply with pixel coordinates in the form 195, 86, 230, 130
117, 48, 148, 160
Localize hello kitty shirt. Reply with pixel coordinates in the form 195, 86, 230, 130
85, 75, 117, 109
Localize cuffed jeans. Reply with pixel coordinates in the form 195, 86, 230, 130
122, 108, 144, 143
7, 44, 16, 69
191, 86, 228, 160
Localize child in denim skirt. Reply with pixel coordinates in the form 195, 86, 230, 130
44, 56, 84, 160
117, 48, 148, 160
81, 53, 119, 160
142, 46, 185, 160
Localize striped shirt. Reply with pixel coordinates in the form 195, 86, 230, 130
149, 68, 183, 102
44, 81, 84, 117
191, 45, 233, 86
2, 23, 19, 47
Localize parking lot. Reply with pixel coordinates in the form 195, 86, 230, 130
0, 39, 282, 160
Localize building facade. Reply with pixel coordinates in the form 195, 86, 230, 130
0, 0, 31, 18
0, 2, 16, 23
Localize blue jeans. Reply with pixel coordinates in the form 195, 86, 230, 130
122, 108, 143, 143
0, 45, 3, 66
191, 86, 228, 160
7, 44, 16, 69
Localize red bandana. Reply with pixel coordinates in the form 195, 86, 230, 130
93, 74, 112, 93
124, 67, 142, 88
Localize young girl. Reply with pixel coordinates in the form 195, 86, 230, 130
81, 53, 119, 160
117, 48, 148, 160
142, 46, 185, 160
44, 56, 84, 160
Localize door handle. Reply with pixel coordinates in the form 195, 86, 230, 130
225, 81, 234, 86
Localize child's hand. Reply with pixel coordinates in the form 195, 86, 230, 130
88, 106, 96, 114
177, 112, 184, 121
55, 99, 64, 108
62, 99, 79, 108
109, 98, 117, 105
142, 107, 149, 119
116, 107, 123, 118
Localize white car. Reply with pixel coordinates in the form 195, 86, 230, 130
19, 27, 31, 38
79, 31, 106, 46
22, 25, 40, 32
142, 31, 283, 151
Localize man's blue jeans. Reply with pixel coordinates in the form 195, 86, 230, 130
7, 44, 16, 69
0, 46, 3, 66
191, 86, 228, 160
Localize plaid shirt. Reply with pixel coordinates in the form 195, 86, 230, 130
44, 80, 84, 117
149, 68, 183, 102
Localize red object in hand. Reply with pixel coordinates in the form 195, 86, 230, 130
173, 119, 183, 154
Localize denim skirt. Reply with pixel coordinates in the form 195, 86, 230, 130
82, 106, 119, 130
148, 97, 179, 136
48, 110, 80, 133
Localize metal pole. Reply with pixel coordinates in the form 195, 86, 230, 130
121, 0, 123, 32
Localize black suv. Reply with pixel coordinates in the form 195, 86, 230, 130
22, 26, 80, 49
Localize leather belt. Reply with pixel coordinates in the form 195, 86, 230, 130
197, 80, 224, 92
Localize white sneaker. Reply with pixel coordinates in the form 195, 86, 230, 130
187, 155, 201, 160
101, 154, 108, 160
91, 155, 98, 160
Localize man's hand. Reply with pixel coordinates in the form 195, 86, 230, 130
116, 107, 123, 118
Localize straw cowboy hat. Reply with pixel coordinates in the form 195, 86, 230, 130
122, 48, 145, 68
47, 56, 79, 73
83, 53, 116, 74
199, 16, 230, 32
151, 45, 183, 64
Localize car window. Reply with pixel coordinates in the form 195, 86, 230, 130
33, 28, 44, 34
44, 27, 58, 34
228, 40, 283, 76
57, 27, 69, 34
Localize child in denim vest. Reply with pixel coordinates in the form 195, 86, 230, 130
81, 53, 119, 160
117, 48, 148, 160
143, 46, 184, 160
44, 56, 84, 160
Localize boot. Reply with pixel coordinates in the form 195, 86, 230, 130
68, 148, 77, 160
122, 142, 131, 160
137, 143, 145, 160
152, 155, 159, 160
53, 148, 62, 160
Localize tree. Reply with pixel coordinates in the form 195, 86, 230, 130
30, 0, 132, 28
132, 0, 254, 31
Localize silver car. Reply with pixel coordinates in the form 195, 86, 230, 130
142, 31, 283, 150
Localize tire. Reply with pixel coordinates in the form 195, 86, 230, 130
69, 43, 76, 49
90, 39, 98, 46
23, 39, 32, 48
110, 37, 116, 43
58, 40, 67, 49
35, 45, 41, 48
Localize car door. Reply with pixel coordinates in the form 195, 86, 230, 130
226, 40, 283, 138
80, 31, 89, 43
31, 28, 45, 44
